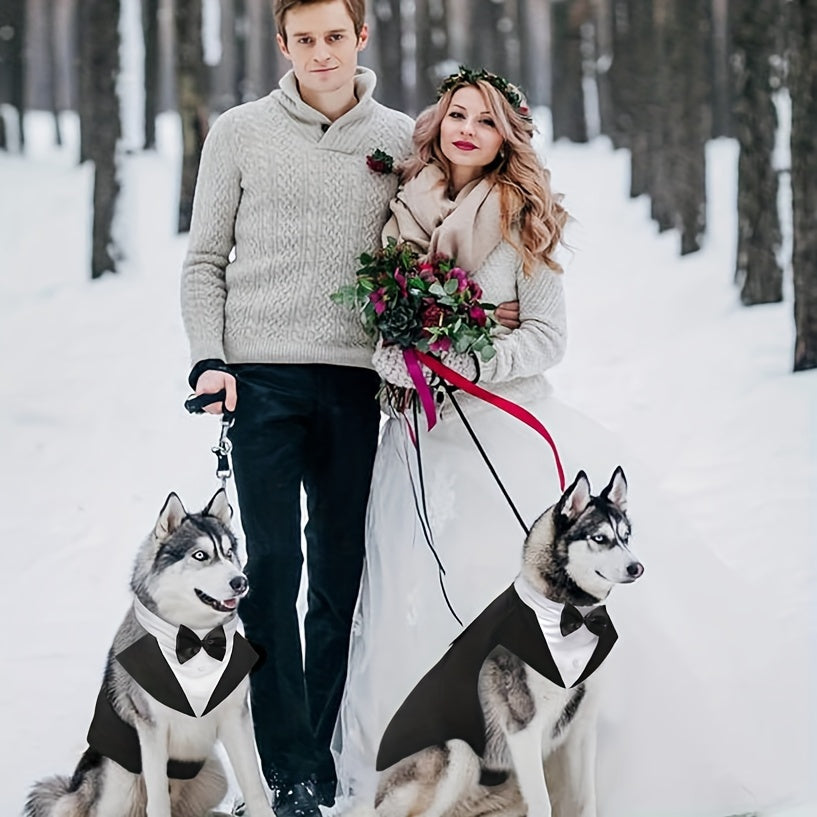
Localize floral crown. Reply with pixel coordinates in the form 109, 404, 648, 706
437, 66, 531, 121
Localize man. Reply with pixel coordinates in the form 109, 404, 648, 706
182, 2, 518, 814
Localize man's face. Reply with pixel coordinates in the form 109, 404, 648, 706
277, 0, 368, 100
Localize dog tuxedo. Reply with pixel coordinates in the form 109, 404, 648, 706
86, 599, 258, 778
376, 581, 617, 772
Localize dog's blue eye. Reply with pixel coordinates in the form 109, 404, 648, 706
192, 550, 209, 561
591, 535, 606, 544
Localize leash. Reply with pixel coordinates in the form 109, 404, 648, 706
444, 385, 530, 537
184, 390, 235, 491
398, 352, 567, 621
407, 399, 463, 626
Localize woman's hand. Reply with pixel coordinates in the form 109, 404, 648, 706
195, 369, 237, 414
495, 300, 520, 329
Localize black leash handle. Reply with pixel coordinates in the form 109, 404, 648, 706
184, 390, 227, 415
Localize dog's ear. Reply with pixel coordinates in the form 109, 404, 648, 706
600, 466, 628, 512
155, 493, 187, 540
557, 471, 592, 522
203, 488, 233, 524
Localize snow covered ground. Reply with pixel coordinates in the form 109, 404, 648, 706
1, 111, 815, 816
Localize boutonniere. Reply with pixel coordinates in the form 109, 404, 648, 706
366, 148, 395, 175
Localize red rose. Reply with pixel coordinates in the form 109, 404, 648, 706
421, 303, 445, 327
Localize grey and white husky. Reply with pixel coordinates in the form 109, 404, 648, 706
24, 490, 275, 817
365, 467, 643, 817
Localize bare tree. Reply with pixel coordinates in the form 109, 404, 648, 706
373, 0, 405, 111
246, 0, 285, 99
144, 0, 160, 148
467, 0, 510, 78
79, 0, 123, 278
175, 0, 209, 233
551, 0, 589, 142
790, 0, 817, 370
416, 0, 449, 109
646, 0, 675, 232
732, 0, 783, 303
0, 0, 26, 150
672, 0, 710, 254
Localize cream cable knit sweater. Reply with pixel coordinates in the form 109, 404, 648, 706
181, 68, 414, 370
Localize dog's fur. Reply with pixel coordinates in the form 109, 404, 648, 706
365, 468, 642, 817
24, 491, 274, 817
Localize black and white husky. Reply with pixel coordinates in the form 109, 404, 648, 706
24, 490, 275, 817
362, 467, 643, 817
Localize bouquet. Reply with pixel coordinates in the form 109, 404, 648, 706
331, 237, 497, 362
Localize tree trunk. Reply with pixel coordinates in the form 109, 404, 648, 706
77, 1, 92, 163
81, 0, 123, 278
468, 0, 510, 80
144, 0, 160, 148
672, 0, 710, 255
516, 0, 535, 101
245, 0, 281, 99
175, 0, 209, 233
732, 0, 782, 302
415, 0, 449, 110
374, 0, 405, 111
647, 0, 676, 232
626, 0, 653, 197
44, 0, 63, 146
593, 0, 617, 143
234, 0, 249, 101
790, 0, 817, 370
0, 0, 26, 150
551, 0, 589, 143
711, 0, 731, 137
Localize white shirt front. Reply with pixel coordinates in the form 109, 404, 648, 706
513, 574, 601, 688
132, 598, 237, 717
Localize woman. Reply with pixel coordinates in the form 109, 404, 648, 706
332, 69, 812, 817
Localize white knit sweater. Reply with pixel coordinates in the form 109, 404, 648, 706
181, 68, 414, 370
373, 240, 567, 412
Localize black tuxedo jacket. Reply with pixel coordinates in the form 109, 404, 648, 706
86, 632, 258, 778
376, 584, 617, 772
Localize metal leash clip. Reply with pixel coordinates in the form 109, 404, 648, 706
212, 415, 234, 490
184, 389, 235, 489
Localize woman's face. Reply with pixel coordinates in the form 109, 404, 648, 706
439, 86, 505, 180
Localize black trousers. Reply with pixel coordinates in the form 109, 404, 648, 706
228, 363, 381, 784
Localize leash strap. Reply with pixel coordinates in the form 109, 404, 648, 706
407, 399, 463, 626
415, 351, 566, 492
445, 386, 530, 537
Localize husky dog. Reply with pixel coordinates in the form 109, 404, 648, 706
24, 490, 275, 817
367, 467, 643, 817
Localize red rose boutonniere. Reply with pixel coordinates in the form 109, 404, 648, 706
366, 148, 395, 175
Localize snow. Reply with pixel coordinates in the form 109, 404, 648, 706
2, 110, 815, 816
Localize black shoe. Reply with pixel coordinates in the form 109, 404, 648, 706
268, 778, 322, 817
310, 778, 336, 808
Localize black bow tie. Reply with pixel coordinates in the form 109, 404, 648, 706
560, 603, 611, 638
175, 624, 227, 664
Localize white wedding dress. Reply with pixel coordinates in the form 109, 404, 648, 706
331, 377, 816, 817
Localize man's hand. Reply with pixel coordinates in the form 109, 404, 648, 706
495, 300, 520, 329
195, 369, 237, 414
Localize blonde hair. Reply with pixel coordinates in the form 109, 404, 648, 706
402, 80, 568, 276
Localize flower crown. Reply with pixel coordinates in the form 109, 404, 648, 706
437, 66, 531, 121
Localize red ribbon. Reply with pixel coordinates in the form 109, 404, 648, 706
403, 349, 439, 430
414, 351, 566, 492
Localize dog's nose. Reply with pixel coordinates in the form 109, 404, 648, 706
627, 562, 644, 579
230, 575, 248, 593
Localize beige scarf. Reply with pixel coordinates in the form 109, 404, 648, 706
383, 163, 503, 273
